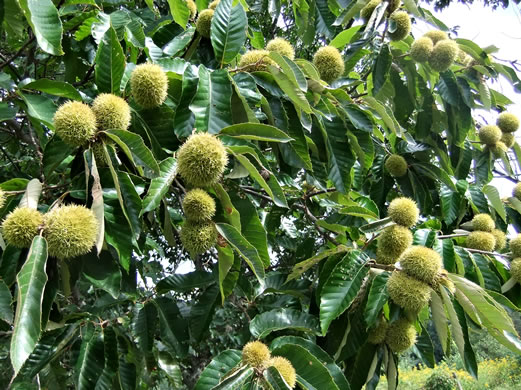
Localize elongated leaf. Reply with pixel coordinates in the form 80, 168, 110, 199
211, 0, 247, 65
18, 0, 63, 55
155, 297, 189, 357
322, 116, 355, 194
320, 250, 369, 334
214, 183, 241, 229
482, 184, 506, 222
156, 271, 215, 293
364, 272, 390, 328
215, 223, 265, 283
265, 366, 292, 390
194, 349, 242, 390
269, 66, 312, 113
250, 308, 320, 339
133, 302, 157, 370
232, 153, 287, 207
10, 236, 48, 374
14, 324, 79, 382
95, 26, 125, 94
22, 79, 81, 100
75, 329, 105, 390
0, 280, 12, 324
450, 274, 521, 354
104, 129, 160, 178
103, 199, 132, 272
18, 178, 42, 210
430, 291, 449, 354
219, 123, 292, 142
270, 343, 340, 390
229, 192, 269, 267
269, 336, 350, 390
141, 157, 177, 214
287, 246, 350, 282
189, 67, 233, 134
211, 366, 254, 390
189, 284, 219, 342
269, 52, 307, 92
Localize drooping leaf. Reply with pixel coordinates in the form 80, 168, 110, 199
17, 0, 63, 55
320, 250, 369, 334
219, 123, 293, 142
250, 308, 321, 339
215, 223, 265, 283
10, 236, 48, 374
194, 349, 242, 390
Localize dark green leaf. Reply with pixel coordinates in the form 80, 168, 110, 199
22, 79, 81, 100
194, 349, 242, 390
250, 308, 320, 339
320, 250, 369, 334
10, 236, 48, 374
95, 27, 125, 94
211, 0, 247, 65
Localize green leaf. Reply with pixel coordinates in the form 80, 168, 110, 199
75, 328, 105, 390
270, 343, 340, 390
133, 302, 157, 370
189, 67, 233, 134
217, 245, 236, 302
210, 365, 254, 389
17, 0, 63, 55
19, 93, 56, 129
229, 192, 270, 267
141, 157, 177, 215
22, 79, 81, 100
215, 223, 265, 283
269, 66, 312, 113
364, 272, 390, 328
103, 199, 132, 272
482, 184, 506, 222
156, 271, 215, 294
214, 183, 241, 229
210, 0, 247, 66
0, 279, 13, 324
264, 366, 292, 390
450, 274, 521, 354
320, 250, 369, 334
269, 52, 307, 92
10, 236, 48, 374
322, 116, 355, 194
14, 324, 79, 382
189, 284, 219, 342
0, 102, 17, 121
219, 123, 293, 142
250, 308, 321, 339
43, 137, 75, 178
104, 130, 160, 178
330, 25, 362, 49
82, 251, 121, 299
194, 349, 242, 390
155, 297, 189, 356
167, 0, 190, 29
95, 27, 125, 94
231, 152, 287, 207
269, 336, 350, 390
163, 27, 196, 56
173, 65, 199, 138
287, 246, 350, 282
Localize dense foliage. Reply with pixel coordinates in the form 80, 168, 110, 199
1, 0, 521, 389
